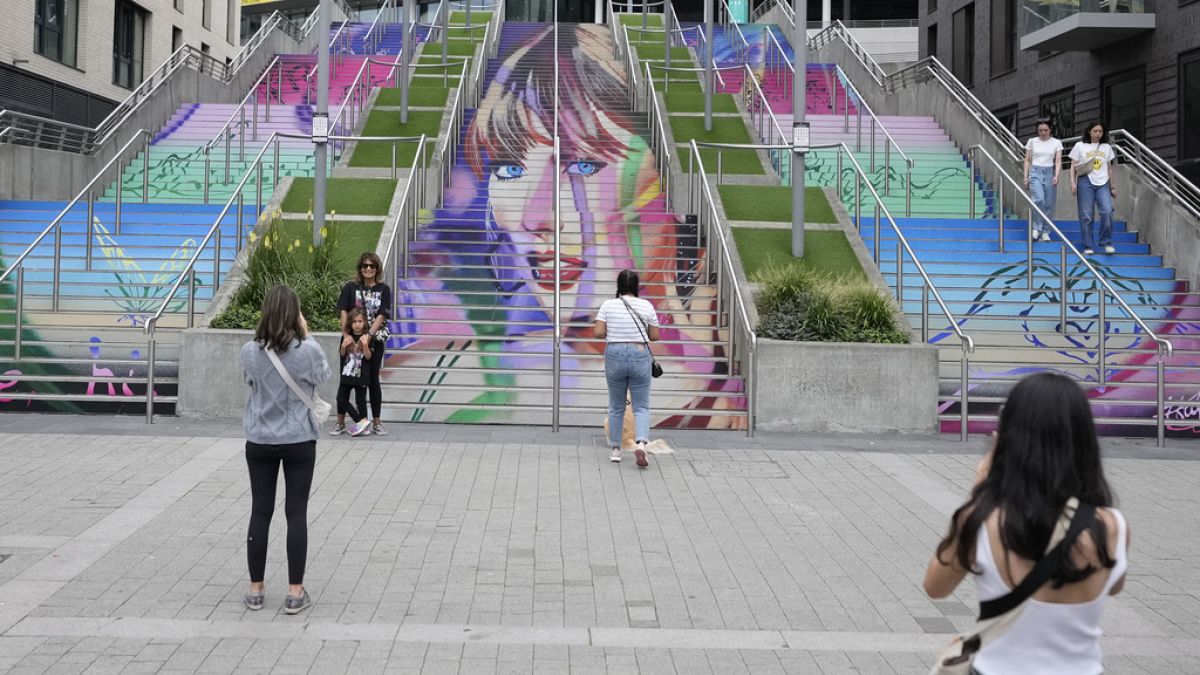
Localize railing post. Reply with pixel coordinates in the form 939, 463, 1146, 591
274, 139, 281, 189
142, 135, 150, 203
873, 203, 880, 261
392, 143, 397, 180
145, 333, 156, 424
997, 179, 1005, 253
960, 350, 969, 441
203, 149, 211, 204
214, 227, 223, 294
854, 171, 862, 230
256, 160, 264, 213
187, 270, 197, 328
967, 151, 975, 219
14, 268, 23, 358
716, 151, 723, 185
1157, 356, 1166, 447
240, 108, 247, 159
1059, 245, 1068, 329
237, 193, 245, 247
85, 192, 95, 270
905, 163, 912, 217
115, 165, 123, 234
1027, 206, 1035, 289
921, 282, 929, 343
224, 129, 232, 182
1098, 289, 1107, 385
883, 141, 890, 196
869, 123, 876, 173
895, 239, 903, 302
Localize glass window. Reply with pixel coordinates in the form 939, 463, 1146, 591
952, 3, 974, 87
113, 0, 146, 89
990, 0, 1016, 76
929, 0, 938, 13
927, 23, 938, 59
1103, 67, 1145, 139
175, 0, 183, 11
1039, 87, 1074, 139
994, 105, 1018, 135
202, 0, 210, 29
1182, 51, 1200, 161
34, 0, 78, 67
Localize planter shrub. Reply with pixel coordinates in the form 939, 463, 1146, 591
754, 263, 908, 344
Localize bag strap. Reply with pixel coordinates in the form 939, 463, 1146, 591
619, 297, 651, 348
978, 499, 1096, 620
264, 348, 321, 415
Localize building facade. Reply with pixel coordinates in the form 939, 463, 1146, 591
920, 0, 1200, 178
1, 0, 242, 127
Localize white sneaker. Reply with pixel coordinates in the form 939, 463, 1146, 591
1083, 248, 1094, 256
1031, 230, 1041, 242
329, 424, 346, 436
1039, 231, 1051, 242
348, 419, 368, 436
610, 447, 622, 463
1104, 245, 1116, 254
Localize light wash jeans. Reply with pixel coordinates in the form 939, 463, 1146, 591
1028, 165, 1057, 233
1076, 177, 1114, 249
604, 342, 652, 446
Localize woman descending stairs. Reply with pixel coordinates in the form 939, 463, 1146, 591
380, 22, 748, 429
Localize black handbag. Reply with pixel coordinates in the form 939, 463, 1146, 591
620, 298, 662, 378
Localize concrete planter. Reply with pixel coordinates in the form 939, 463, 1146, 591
755, 338, 939, 433
176, 328, 343, 419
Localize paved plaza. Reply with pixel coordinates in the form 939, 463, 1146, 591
0, 414, 1197, 674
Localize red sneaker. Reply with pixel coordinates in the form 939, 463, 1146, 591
634, 448, 649, 468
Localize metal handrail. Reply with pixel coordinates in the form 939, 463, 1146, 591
641, 62, 675, 206
0, 130, 152, 302
203, 55, 282, 173
1061, 129, 1200, 220
364, 0, 397, 54
718, 0, 751, 59
379, 135, 430, 280
739, 63, 790, 184
434, 60, 471, 203
552, 13, 561, 431
685, 140, 757, 436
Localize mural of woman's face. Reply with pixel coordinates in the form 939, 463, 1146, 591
484, 103, 666, 317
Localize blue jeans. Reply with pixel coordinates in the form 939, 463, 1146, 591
1076, 177, 1113, 249
1028, 165, 1056, 233
604, 342, 652, 446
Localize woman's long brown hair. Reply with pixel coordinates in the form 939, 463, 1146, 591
255, 285, 304, 353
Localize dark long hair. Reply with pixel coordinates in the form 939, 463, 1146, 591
936, 373, 1116, 587
616, 269, 640, 297
255, 285, 305, 353
1081, 121, 1107, 144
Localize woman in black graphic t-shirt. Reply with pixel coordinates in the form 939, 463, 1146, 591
338, 252, 392, 435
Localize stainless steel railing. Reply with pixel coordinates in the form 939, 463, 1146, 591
378, 134, 431, 283
363, 0, 399, 54
0, 129, 152, 320
718, 0, 751, 61
1061, 129, 1200, 221
434, 60, 472, 204
143, 132, 428, 422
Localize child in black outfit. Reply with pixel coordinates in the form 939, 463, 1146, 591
331, 308, 373, 437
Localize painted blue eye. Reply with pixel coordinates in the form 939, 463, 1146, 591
566, 161, 603, 177
493, 164, 525, 180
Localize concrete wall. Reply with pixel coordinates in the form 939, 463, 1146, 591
0, 21, 320, 201
1, 0, 241, 105
1125, 171, 1200, 288
177, 328, 342, 418
755, 339, 939, 433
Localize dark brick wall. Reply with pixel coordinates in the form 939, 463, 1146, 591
919, 0, 1200, 164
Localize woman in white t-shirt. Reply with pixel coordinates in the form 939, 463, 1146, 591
924, 372, 1130, 675
1023, 119, 1063, 242
1068, 121, 1118, 255
594, 269, 660, 467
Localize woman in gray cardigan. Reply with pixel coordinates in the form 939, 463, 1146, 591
239, 285, 331, 614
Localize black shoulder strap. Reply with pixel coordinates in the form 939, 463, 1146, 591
978, 502, 1097, 621
619, 298, 651, 348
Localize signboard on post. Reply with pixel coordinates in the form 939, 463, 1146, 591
312, 113, 329, 144
792, 122, 810, 153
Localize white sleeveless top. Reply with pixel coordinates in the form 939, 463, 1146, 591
972, 509, 1127, 675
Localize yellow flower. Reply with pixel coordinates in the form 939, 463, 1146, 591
308, 245, 314, 253
320, 227, 329, 239
249, 231, 257, 242
264, 237, 272, 249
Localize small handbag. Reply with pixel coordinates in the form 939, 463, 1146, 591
265, 347, 333, 428
620, 297, 662, 378
930, 497, 1096, 675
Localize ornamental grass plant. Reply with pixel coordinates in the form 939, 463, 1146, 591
753, 263, 909, 344
210, 211, 345, 332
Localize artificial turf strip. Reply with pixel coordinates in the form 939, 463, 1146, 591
281, 178, 398, 216
653, 79, 702, 94
449, 11, 493, 22
278, 219, 385, 276
417, 54, 470, 65
733, 228, 866, 280
349, 110, 442, 167
678, 147, 764, 175
669, 116, 753, 144
443, 40, 480, 56
411, 75, 463, 88
664, 92, 738, 113
375, 87, 449, 107
718, 185, 838, 223
619, 13, 664, 26
631, 44, 692, 62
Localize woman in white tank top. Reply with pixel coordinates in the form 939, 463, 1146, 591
924, 372, 1130, 675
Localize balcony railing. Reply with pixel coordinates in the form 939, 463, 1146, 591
1020, 0, 1155, 51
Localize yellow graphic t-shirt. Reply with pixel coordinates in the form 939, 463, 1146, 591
1069, 142, 1116, 187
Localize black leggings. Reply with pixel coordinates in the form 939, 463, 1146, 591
245, 440, 315, 585
337, 383, 367, 422
365, 345, 384, 419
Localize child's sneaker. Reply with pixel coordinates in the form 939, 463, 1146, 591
329, 423, 346, 436
372, 422, 388, 436
348, 419, 368, 436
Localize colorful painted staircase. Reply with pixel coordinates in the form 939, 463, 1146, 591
379, 21, 747, 429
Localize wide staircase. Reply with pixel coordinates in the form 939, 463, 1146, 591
380, 21, 748, 429
742, 18, 1200, 437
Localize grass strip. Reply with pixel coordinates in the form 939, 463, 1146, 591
281, 178, 398, 216
375, 87, 449, 107
733, 228, 865, 280
718, 185, 837, 223
669, 116, 753, 144
663, 92, 737, 113
349, 110, 442, 167
278, 219, 385, 277
631, 44, 692, 62
619, 14, 664, 26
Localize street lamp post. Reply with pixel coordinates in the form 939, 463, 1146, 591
791, 0, 807, 257
400, 0, 412, 123
313, 0, 332, 245
703, 0, 713, 132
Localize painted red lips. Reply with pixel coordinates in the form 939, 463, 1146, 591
530, 254, 587, 291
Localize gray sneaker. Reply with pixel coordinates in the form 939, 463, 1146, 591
244, 591, 264, 611
284, 589, 312, 615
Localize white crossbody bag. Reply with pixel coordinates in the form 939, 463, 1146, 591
265, 348, 332, 428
